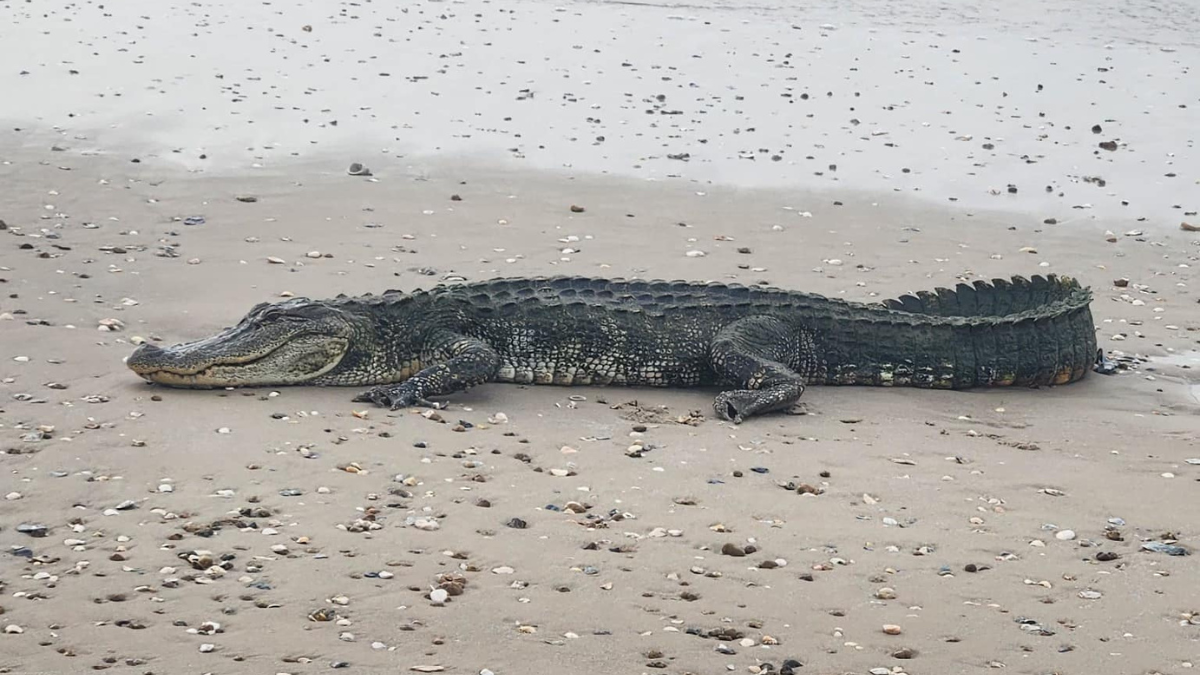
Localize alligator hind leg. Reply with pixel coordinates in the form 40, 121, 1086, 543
354, 334, 500, 410
709, 315, 808, 423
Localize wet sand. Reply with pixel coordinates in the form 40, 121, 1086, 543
2, 0, 1199, 673
2, 0, 1196, 223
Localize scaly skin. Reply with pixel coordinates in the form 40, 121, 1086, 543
125, 274, 1098, 422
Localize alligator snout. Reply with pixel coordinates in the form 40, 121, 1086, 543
126, 342, 166, 372
128, 341, 164, 359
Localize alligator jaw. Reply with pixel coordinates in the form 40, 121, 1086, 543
127, 335, 350, 388
129, 347, 272, 379
131, 361, 265, 388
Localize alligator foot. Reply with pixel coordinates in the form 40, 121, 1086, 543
352, 382, 444, 410
713, 383, 805, 424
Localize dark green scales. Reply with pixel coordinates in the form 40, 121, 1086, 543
126, 274, 1098, 422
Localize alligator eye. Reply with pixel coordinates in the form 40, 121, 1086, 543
258, 307, 292, 323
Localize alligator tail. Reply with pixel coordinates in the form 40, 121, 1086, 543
828, 274, 1097, 389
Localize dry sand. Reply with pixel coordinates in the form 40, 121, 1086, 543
2, 0, 1199, 674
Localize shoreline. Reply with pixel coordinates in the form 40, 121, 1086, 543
3, 0, 1196, 229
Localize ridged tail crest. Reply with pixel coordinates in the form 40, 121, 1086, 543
880, 274, 1091, 321
862, 274, 1096, 388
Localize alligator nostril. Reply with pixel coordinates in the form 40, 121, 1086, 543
129, 342, 164, 366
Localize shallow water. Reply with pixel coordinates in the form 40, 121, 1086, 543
1, 0, 1195, 227
1148, 350, 1200, 404
1150, 350, 1200, 368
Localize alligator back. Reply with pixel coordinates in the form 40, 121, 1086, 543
380, 274, 1096, 390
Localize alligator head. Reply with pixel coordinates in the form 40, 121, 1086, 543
126, 298, 368, 388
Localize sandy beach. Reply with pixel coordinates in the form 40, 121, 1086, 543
2, 0, 1198, 673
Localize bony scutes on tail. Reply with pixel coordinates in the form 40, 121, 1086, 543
126, 274, 1101, 423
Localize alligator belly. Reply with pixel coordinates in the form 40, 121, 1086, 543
493, 357, 708, 387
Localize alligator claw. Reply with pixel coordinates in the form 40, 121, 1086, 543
353, 382, 441, 410
713, 390, 755, 424
714, 383, 805, 424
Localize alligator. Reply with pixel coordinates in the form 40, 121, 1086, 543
125, 274, 1098, 423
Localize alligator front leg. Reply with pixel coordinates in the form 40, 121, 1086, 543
709, 315, 808, 423
353, 334, 500, 410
